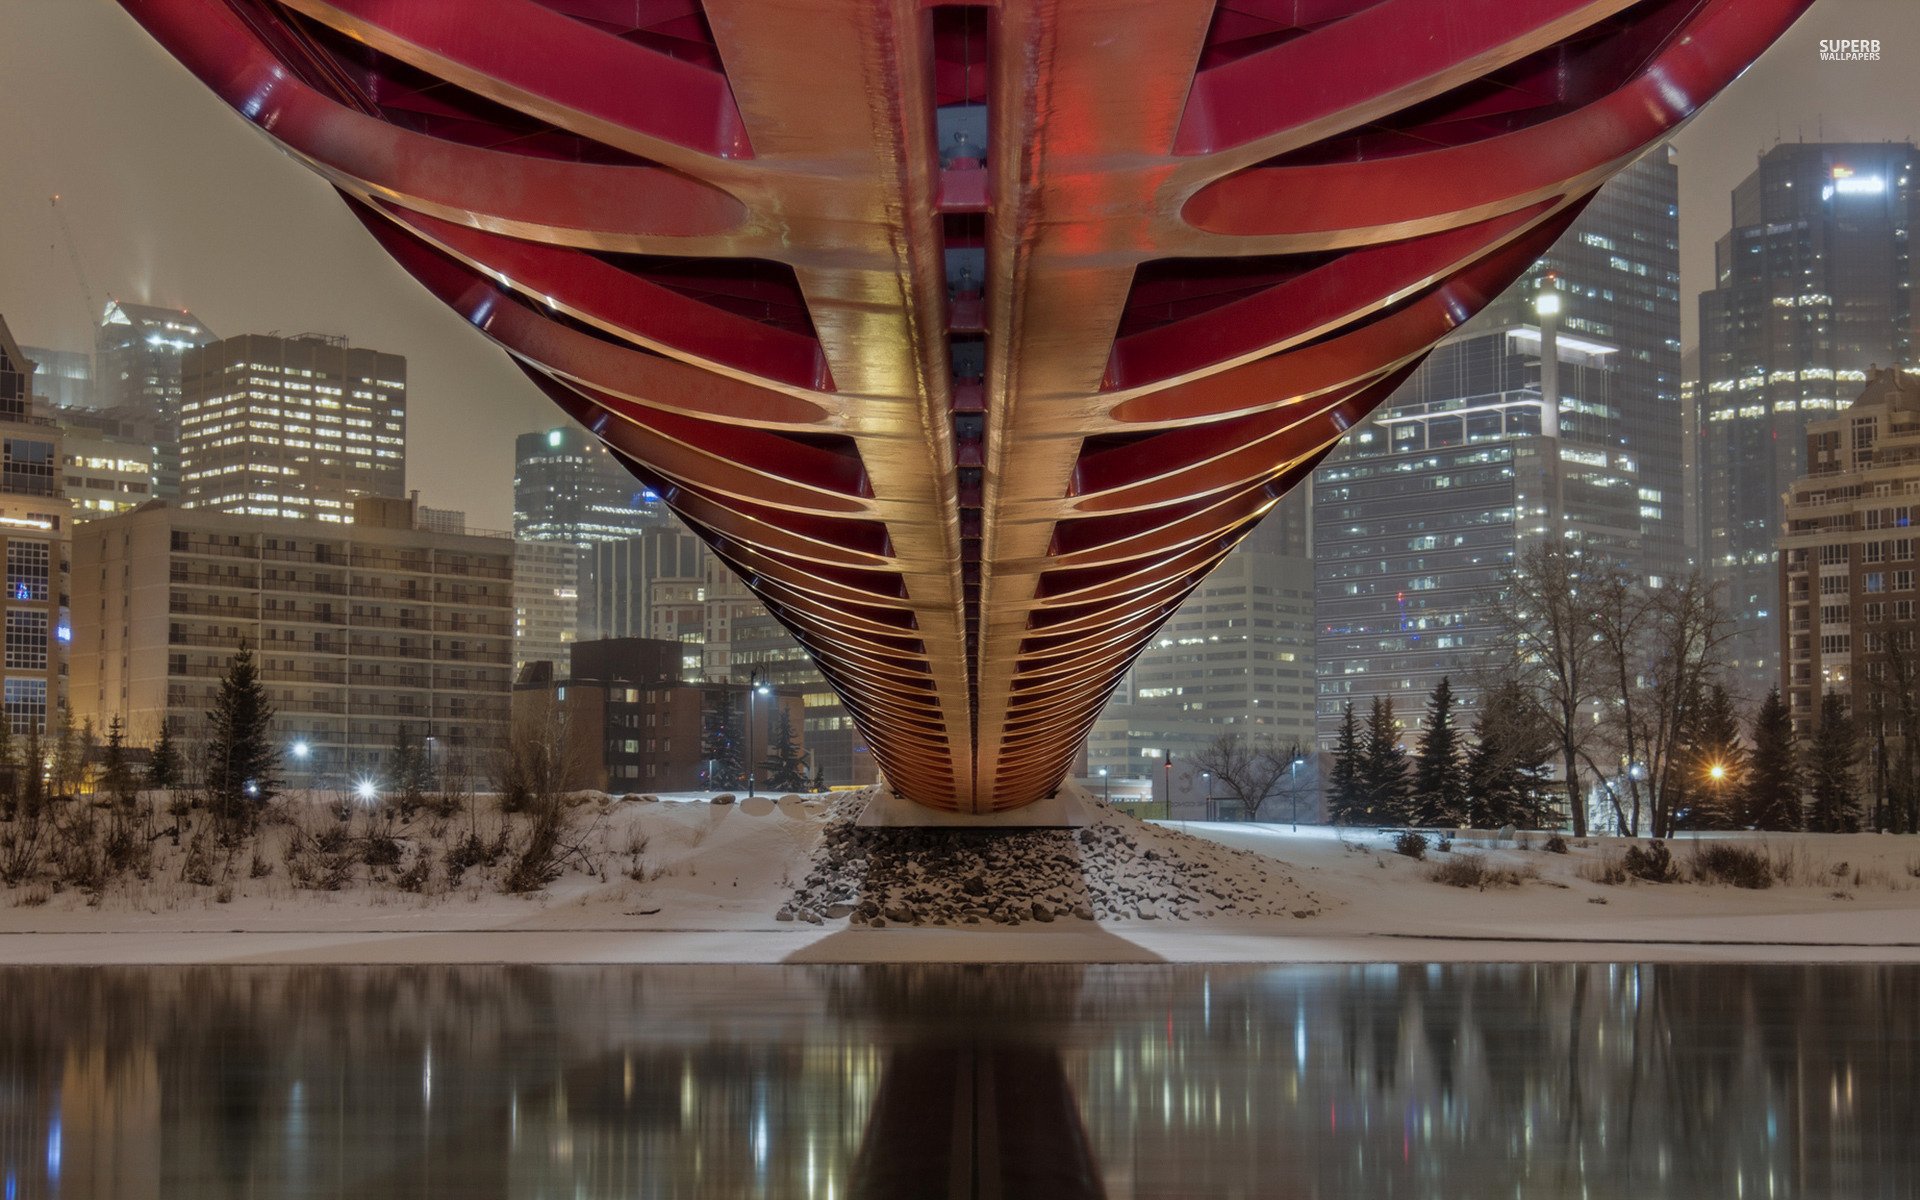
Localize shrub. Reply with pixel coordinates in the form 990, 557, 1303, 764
1427, 854, 1537, 889
362, 832, 402, 868
1622, 841, 1676, 883
1393, 831, 1429, 860
1690, 843, 1772, 889
1544, 835, 1568, 854
1579, 855, 1629, 885
397, 851, 433, 894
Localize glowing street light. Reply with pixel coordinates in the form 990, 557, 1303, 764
746, 672, 773, 799
291, 740, 310, 761
355, 779, 379, 804
1708, 763, 1726, 781
1098, 766, 1109, 804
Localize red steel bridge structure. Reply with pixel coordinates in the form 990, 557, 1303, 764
122, 0, 1810, 813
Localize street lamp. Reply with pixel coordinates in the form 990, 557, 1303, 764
355, 778, 379, 805
1290, 754, 1305, 831
291, 740, 310, 761
746, 671, 772, 798
1098, 766, 1109, 804
1202, 770, 1214, 822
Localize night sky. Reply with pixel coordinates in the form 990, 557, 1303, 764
1, 0, 1916, 528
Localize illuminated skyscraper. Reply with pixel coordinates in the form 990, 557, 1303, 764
512, 426, 669, 548
1698, 141, 1920, 698
178, 333, 407, 521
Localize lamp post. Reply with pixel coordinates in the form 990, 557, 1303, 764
1706, 761, 1727, 837
746, 671, 772, 798
1098, 766, 1109, 804
1202, 770, 1214, 822
1290, 755, 1304, 831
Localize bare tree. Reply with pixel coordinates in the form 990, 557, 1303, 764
1587, 569, 1732, 837
1191, 732, 1295, 822
1494, 542, 1603, 836
1864, 614, 1920, 833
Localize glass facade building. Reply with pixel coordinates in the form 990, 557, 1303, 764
1697, 141, 1920, 699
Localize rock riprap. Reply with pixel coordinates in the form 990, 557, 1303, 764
779, 793, 1318, 927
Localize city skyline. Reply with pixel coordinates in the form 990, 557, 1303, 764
0, 1, 1911, 533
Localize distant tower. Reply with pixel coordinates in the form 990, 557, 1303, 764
178, 333, 407, 521
512, 426, 670, 547
94, 301, 216, 499
1698, 142, 1920, 698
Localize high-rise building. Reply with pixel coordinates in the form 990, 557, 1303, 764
512, 539, 580, 676
579, 526, 707, 645
179, 332, 407, 521
512, 426, 669, 547
94, 301, 217, 419
1698, 141, 1920, 697
1475, 149, 1683, 585
1778, 367, 1920, 741
1314, 317, 1640, 743
71, 495, 512, 786
1086, 538, 1317, 780
21, 345, 92, 409
0, 318, 71, 737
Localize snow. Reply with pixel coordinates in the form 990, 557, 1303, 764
3, 781, 1918, 965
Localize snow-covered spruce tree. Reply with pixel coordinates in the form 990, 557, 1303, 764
1360, 696, 1410, 824
1465, 678, 1558, 829
1742, 687, 1802, 831
204, 641, 280, 835
1804, 690, 1861, 833
1327, 702, 1365, 825
1411, 677, 1467, 827
103, 716, 137, 808
701, 689, 746, 790
760, 707, 809, 792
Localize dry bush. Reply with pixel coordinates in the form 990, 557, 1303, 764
1622, 841, 1676, 883
1690, 843, 1773, 889
1579, 854, 1629, 885
1393, 831, 1429, 860
1427, 854, 1537, 889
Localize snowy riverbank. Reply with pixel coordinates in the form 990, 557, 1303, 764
3, 783, 1918, 964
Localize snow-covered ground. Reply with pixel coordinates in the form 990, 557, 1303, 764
2, 782, 1917, 964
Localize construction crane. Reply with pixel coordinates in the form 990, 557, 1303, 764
48, 193, 102, 403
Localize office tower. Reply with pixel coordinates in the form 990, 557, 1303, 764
513, 539, 581, 675
71, 495, 511, 785
1314, 316, 1641, 743
0, 318, 71, 736
512, 426, 669, 547
1476, 149, 1683, 585
1085, 539, 1317, 780
579, 526, 706, 643
178, 332, 407, 521
1698, 141, 1920, 698
1779, 367, 1920, 740
94, 301, 216, 419
21, 345, 91, 409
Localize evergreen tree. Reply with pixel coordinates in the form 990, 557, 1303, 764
1743, 687, 1802, 830
1678, 683, 1744, 830
701, 689, 746, 790
760, 707, 809, 791
146, 722, 180, 791
103, 715, 136, 808
1360, 697, 1410, 824
1804, 690, 1862, 833
809, 760, 828, 794
205, 642, 280, 832
1465, 679, 1557, 829
1326, 702, 1365, 824
19, 726, 43, 819
1411, 677, 1468, 826
0, 715, 14, 821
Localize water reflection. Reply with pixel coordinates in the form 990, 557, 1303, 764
0, 963, 1914, 1197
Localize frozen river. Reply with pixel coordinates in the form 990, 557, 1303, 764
1, 962, 1914, 1197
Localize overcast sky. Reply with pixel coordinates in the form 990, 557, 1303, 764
1, 0, 1916, 528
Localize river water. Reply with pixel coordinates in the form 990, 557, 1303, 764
0, 963, 1913, 1198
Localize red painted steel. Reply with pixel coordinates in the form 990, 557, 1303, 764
120, 0, 1811, 811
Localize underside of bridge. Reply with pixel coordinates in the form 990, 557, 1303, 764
123, 0, 1810, 811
